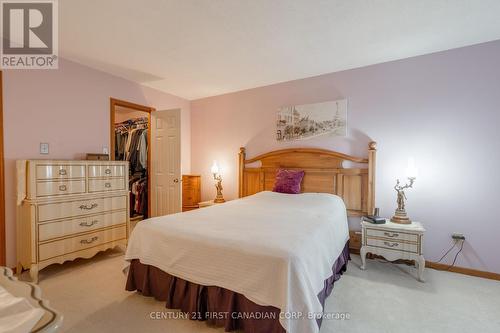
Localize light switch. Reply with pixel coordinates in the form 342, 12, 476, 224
40, 143, 49, 154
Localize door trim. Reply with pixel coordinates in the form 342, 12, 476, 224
110, 98, 155, 218
0, 71, 5, 266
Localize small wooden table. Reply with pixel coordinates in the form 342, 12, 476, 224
360, 220, 426, 282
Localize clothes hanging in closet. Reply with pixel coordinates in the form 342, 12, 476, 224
129, 175, 148, 217
115, 117, 148, 174
115, 117, 149, 218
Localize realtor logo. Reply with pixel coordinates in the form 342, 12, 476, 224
1, 0, 58, 69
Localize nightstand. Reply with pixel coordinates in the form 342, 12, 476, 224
198, 200, 225, 208
360, 220, 426, 282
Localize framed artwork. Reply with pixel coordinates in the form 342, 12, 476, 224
276, 99, 347, 142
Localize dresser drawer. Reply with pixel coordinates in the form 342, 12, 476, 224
88, 165, 125, 178
366, 238, 419, 253
36, 164, 86, 180
38, 226, 127, 261
183, 184, 195, 191
365, 228, 418, 243
38, 195, 127, 222
88, 178, 126, 192
36, 180, 86, 197
38, 210, 127, 241
182, 175, 200, 208
183, 193, 196, 205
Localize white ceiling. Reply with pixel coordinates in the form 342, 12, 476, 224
60, 0, 500, 100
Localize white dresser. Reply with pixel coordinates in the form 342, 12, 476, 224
16, 160, 129, 282
360, 220, 426, 282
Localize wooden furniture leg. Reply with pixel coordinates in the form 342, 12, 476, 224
360, 246, 367, 270
29, 264, 39, 284
417, 255, 426, 282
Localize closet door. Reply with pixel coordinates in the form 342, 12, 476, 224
151, 109, 181, 216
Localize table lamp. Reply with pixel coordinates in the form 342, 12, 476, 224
211, 161, 225, 203
391, 157, 418, 224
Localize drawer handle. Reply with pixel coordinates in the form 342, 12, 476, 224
384, 232, 400, 238
58, 185, 67, 191
105, 182, 112, 188
384, 241, 400, 248
105, 169, 112, 175
58, 169, 67, 176
79, 220, 98, 227
79, 203, 98, 210
80, 236, 98, 245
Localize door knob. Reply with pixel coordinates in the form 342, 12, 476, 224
173, 178, 179, 183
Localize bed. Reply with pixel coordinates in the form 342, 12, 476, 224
125, 143, 377, 333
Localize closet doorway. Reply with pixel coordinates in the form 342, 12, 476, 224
110, 98, 182, 227
110, 98, 154, 229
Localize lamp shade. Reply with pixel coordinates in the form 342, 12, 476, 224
211, 161, 219, 174
405, 157, 418, 179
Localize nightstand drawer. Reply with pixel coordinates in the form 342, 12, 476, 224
365, 228, 418, 243
366, 238, 418, 253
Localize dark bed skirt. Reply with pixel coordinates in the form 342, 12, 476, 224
126, 241, 350, 333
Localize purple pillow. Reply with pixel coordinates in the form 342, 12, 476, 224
272, 169, 305, 194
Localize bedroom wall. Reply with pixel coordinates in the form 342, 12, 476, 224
2, 59, 191, 267
191, 40, 500, 274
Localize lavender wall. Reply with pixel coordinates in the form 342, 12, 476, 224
191, 41, 500, 274
3, 59, 191, 267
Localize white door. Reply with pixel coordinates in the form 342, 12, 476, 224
151, 109, 181, 216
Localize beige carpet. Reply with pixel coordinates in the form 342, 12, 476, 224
22, 249, 500, 333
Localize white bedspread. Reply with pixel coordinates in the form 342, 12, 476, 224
125, 191, 349, 333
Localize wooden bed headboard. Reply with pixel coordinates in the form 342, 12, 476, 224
238, 142, 377, 217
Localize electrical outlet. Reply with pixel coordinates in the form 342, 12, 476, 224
102, 146, 109, 155
40, 143, 49, 154
452, 233, 465, 241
